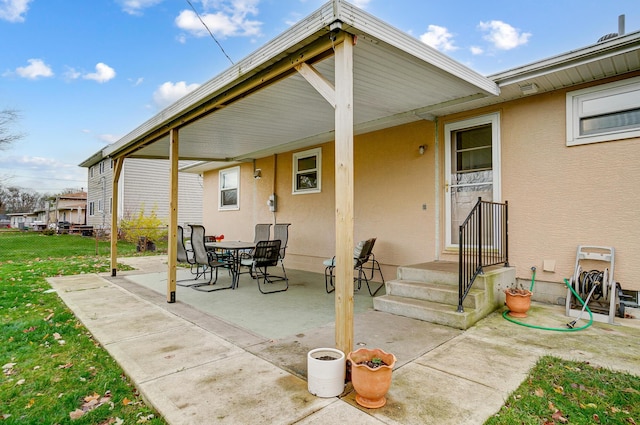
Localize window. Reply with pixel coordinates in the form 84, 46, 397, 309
566, 76, 640, 146
293, 148, 321, 194
219, 166, 239, 210
99, 161, 105, 174
98, 200, 103, 213
90, 166, 94, 178
89, 202, 95, 216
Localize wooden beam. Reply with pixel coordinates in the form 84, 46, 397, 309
295, 62, 336, 108
110, 157, 123, 276
334, 33, 355, 356
167, 129, 179, 303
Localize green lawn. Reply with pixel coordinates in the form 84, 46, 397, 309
1, 231, 638, 424
0, 231, 167, 424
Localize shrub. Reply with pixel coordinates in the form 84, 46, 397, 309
119, 207, 167, 252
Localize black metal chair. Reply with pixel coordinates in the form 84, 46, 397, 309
273, 223, 290, 276
247, 240, 288, 294
175, 225, 205, 286
189, 224, 234, 292
324, 238, 384, 296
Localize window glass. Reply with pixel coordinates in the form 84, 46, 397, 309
219, 167, 240, 210
293, 148, 321, 194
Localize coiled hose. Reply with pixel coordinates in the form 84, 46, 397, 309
502, 278, 593, 332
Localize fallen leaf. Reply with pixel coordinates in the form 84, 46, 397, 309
548, 401, 556, 411
122, 397, 131, 406
553, 385, 564, 394
84, 393, 100, 403
25, 399, 35, 409
23, 326, 36, 333
44, 313, 54, 321
53, 332, 62, 340
627, 418, 637, 425
69, 409, 84, 420
552, 410, 568, 423
593, 413, 600, 422
534, 387, 545, 397
58, 363, 73, 369
623, 387, 640, 395
16, 379, 25, 385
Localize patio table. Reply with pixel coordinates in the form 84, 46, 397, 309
205, 241, 255, 289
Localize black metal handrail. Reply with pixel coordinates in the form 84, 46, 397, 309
458, 197, 509, 312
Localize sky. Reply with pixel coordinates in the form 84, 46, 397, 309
1, 0, 639, 195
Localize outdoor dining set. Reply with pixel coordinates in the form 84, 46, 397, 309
176, 222, 384, 296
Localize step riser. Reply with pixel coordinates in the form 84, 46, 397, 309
386, 280, 482, 309
397, 266, 486, 289
373, 297, 471, 330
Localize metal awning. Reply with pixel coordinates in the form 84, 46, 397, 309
103, 1, 498, 170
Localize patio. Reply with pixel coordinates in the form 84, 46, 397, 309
47, 255, 640, 424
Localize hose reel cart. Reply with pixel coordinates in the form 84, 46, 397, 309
565, 245, 625, 325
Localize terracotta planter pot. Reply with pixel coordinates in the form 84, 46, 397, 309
504, 289, 533, 318
347, 348, 396, 408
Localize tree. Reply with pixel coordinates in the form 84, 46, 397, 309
0, 185, 48, 213
0, 109, 23, 150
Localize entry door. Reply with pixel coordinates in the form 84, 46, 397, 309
444, 113, 501, 247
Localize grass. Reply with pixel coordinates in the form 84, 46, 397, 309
2, 232, 639, 424
485, 355, 640, 424
0, 231, 167, 424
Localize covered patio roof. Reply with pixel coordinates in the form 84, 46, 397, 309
101, 0, 500, 356
103, 0, 498, 171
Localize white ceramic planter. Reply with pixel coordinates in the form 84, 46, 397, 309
307, 348, 346, 397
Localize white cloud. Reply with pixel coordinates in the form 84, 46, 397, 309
98, 134, 121, 144
0, 0, 32, 23
350, 0, 370, 8
117, 0, 163, 16
419, 25, 457, 52
478, 20, 531, 50
63, 66, 81, 81
83, 63, 116, 83
470, 46, 484, 55
15, 58, 54, 79
176, 0, 262, 39
153, 81, 200, 109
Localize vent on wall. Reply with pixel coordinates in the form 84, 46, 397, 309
597, 14, 625, 43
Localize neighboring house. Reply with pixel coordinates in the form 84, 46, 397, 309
8, 212, 37, 229
95, 0, 640, 315
50, 191, 87, 225
79, 154, 203, 231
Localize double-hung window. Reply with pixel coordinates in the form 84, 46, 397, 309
566, 76, 640, 146
293, 148, 321, 194
219, 166, 239, 210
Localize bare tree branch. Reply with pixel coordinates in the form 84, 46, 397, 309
0, 109, 24, 149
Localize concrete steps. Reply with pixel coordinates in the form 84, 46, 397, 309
373, 262, 515, 330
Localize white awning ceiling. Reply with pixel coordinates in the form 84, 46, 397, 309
102, 1, 499, 172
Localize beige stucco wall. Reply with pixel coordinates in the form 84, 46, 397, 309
439, 76, 640, 292
202, 121, 436, 278
202, 75, 640, 293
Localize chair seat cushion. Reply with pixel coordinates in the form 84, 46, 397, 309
323, 258, 358, 267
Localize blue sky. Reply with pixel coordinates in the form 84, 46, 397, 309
1, 0, 639, 194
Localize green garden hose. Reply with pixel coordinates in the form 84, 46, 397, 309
502, 278, 593, 332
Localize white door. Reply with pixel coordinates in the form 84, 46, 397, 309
444, 113, 501, 247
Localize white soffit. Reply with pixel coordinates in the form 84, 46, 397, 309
102, 0, 498, 165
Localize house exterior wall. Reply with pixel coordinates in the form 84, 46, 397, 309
86, 158, 203, 230
202, 121, 436, 278
438, 75, 640, 292
202, 75, 640, 293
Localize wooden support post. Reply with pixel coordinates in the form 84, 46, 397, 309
110, 157, 123, 276
334, 33, 355, 356
167, 128, 179, 303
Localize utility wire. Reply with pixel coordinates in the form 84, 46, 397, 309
184, 0, 234, 66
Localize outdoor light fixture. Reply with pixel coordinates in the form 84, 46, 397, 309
254, 169, 262, 179
519, 83, 539, 95
418, 145, 426, 155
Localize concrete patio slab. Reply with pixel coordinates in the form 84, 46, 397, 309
138, 351, 332, 425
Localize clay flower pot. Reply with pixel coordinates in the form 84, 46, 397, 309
347, 348, 396, 408
504, 288, 533, 318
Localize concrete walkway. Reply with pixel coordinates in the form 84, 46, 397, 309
47, 256, 640, 425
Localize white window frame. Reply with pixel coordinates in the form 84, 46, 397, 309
89, 201, 95, 216
218, 166, 240, 211
292, 147, 322, 194
566, 76, 640, 146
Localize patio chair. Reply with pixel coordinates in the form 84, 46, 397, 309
247, 239, 288, 294
189, 224, 234, 292
273, 223, 290, 273
324, 238, 385, 296
238, 223, 273, 280
176, 225, 205, 286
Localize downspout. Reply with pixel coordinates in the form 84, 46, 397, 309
434, 117, 440, 261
